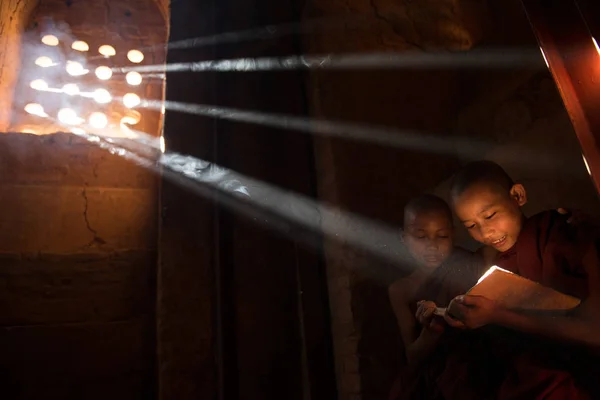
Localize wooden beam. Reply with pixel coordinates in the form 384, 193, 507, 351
520, 0, 600, 195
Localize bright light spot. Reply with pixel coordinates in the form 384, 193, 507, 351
95, 66, 112, 80
41, 35, 59, 46
89, 112, 108, 129
583, 154, 592, 175
593, 38, 600, 56
35, 56, 54, 68
57, 108, 81, 125
72, 41, 89, 52
20, 128, 37, 134
93, 88, 112, 104
126, 71, 142, 85
123, 93, 141, 108
71, 127, 86, 135
477, 265, 513, 284
66, 61, 88, 76
161, 104, 166, 114
24, 103, 46, 117
127, 50, 144, 63
99, 45, 116, 57
30, 79, 48, 90
540, 47, 549, 68
160, 136, 166, 153
121, 110, 141, 126
62, 83, 80, 96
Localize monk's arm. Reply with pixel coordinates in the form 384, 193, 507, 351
389, 282, 442, 366
492, 304, 600, 348
495, 240, 600, 348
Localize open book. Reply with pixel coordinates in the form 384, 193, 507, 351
433, 265, 581, 316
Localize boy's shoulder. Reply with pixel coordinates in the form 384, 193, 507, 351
526, 209, 597, 247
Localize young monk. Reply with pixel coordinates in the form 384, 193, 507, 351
387, 194, 484, 399
439, 160, 600, 399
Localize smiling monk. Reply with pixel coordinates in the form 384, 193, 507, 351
439, 160, 600, 399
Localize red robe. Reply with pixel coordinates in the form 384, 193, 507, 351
438, 210, 599, 400
388, 247, 486, 400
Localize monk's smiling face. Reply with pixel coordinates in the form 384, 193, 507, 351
403, 209, 453, 268
452, 182, 526, 252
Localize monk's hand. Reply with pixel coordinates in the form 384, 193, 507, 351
558, 207, 597, 230
416, 300, 445, 334
415, 300, 437, 326
444, 295, 498, 329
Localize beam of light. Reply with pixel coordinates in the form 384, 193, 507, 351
99, 45, 116, 57
48, 113, 403, 269
127, 50, 144, 63
593, 37, 600, 56
126, 71, 142, 85
144, 99, 484, 157
30, 79, 48, 90
40, 113, 435, 282
66, 61, 88, 76
41, 35, 59, 46
95, 66, 113, 80
67, 126, 407, 271
160, 136, 166, 153
123, 93, 141, 108
35, 56, 55, 68
24, 103, 47, 117
72, 40, 89, 52
121, 49, 544, 74
131, 73, 165, 80
93, 88, 112, 104
155, 16, 367, 52
62, 83, 80, 96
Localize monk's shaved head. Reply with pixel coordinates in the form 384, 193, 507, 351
403, 194, 454, 268
450, 160, 527, 252
404, 194, 452, 227
450, 160, 514, 200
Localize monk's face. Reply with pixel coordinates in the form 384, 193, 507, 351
452, 183, 526, 252
403, 210, 453, 268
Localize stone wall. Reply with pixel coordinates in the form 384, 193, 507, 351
0, 0, 39, 131
0, 133, 158, 398
0, 0, 167, 398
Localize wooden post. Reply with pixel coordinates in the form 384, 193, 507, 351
520, 0, 600, 194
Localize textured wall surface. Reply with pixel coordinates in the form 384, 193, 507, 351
0, 133, 158, 399
0, 0, 39, 131
0, 0, 167, 398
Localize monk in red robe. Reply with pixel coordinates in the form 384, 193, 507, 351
440, 160, 600, 399
388, 194, 485, 399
